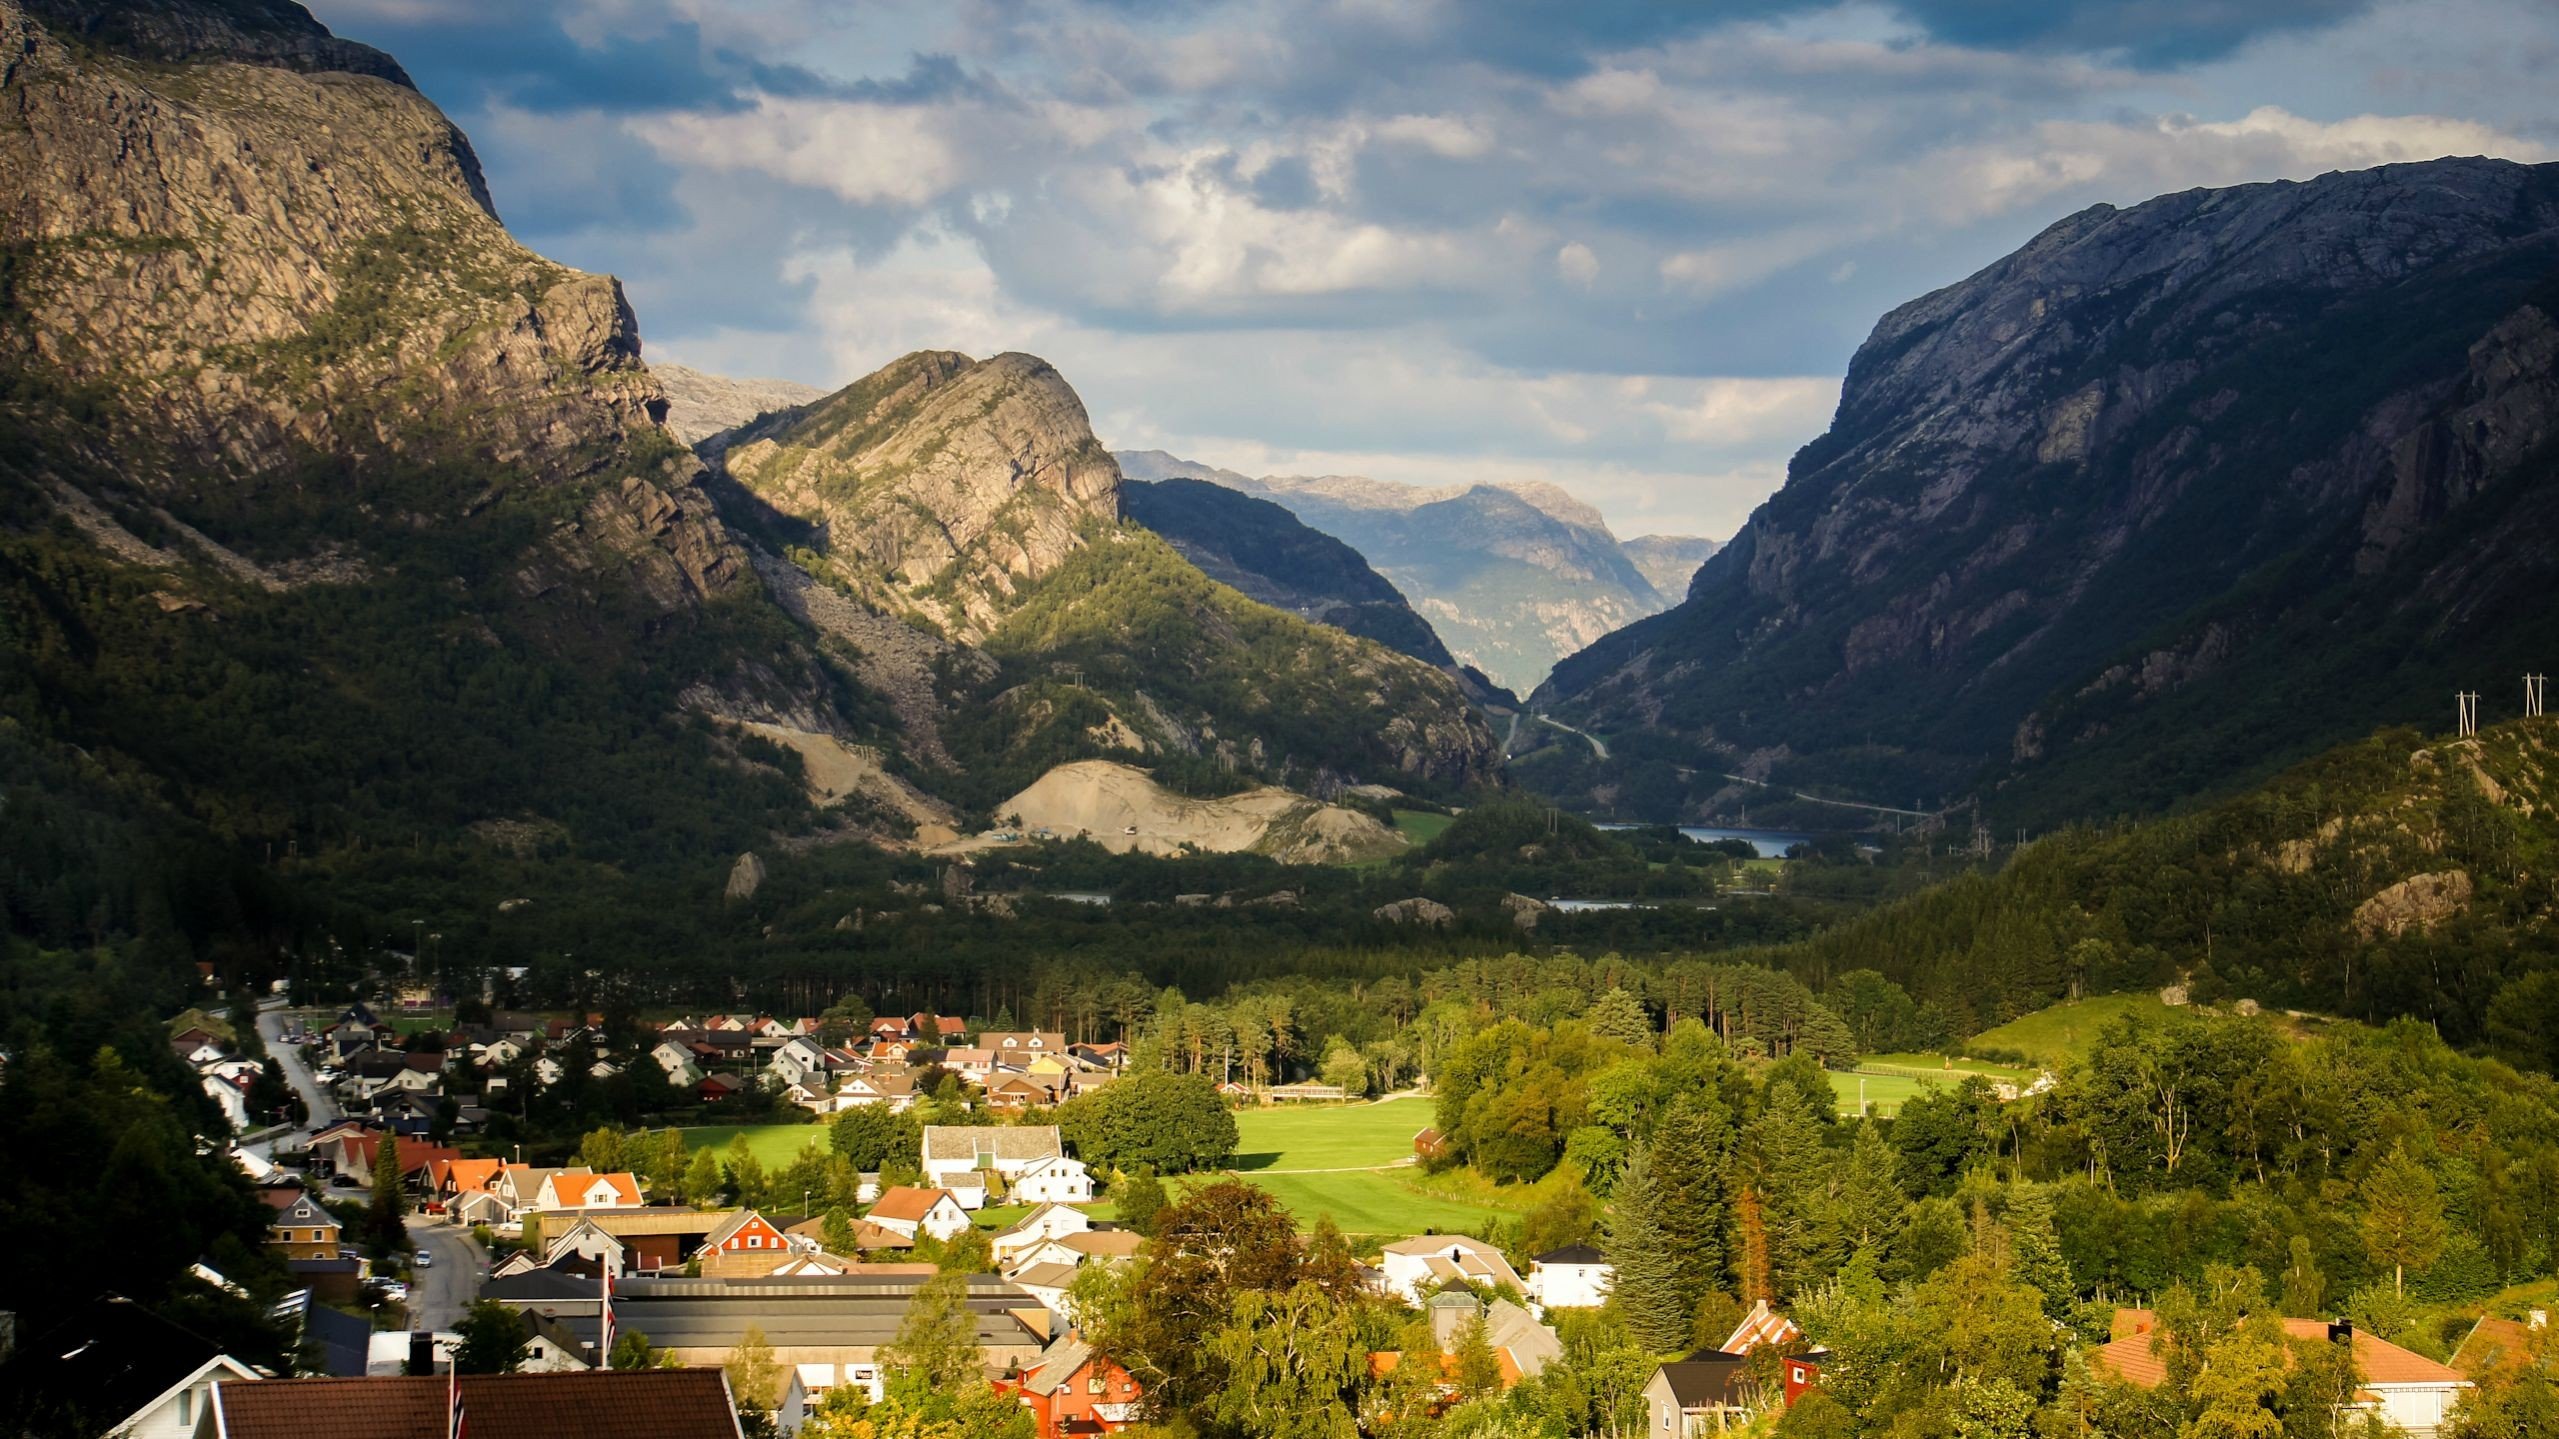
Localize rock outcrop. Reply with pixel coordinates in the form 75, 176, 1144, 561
0, 0, 742, 604
969, 760, 1407, 865
653, 364, 826, 446
1536, 157, 2559, 825
714, 351, 1121, 641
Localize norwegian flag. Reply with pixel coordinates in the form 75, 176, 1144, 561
600, 1263, 616, 1361
446, 1360, 468, 1439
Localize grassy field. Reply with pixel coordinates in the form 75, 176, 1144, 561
1964, 993, 2190, 1067
1391, 810, 1454, 845
679, 1123, 834, 1169
1212, 1096, 1510, 1236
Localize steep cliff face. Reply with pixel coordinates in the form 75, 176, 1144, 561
711, 352, 1120, 642
1533, 157, 2559, 825
1620, 535, 1720, 602
0, 0, 878, 867
1115, 451, 1704, 693
0, 0, 740, 604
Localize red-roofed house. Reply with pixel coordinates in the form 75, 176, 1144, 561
866, 1187, 970, 1242
996, 1331, 1142, 1439
2094, 1310, 2470, 1437
533, 1171, 643, 1210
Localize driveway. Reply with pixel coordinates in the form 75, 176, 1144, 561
405, 1218, 485, 1333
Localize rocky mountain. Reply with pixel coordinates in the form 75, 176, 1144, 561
700, 356, 1502, 808
652, 364, 825, 445
1118, 476, 1517, 707
1532, 157, 2559, 826
1619, 535, 1720, 601
0, 0, 1495, 898
1115, 451, 1707, 693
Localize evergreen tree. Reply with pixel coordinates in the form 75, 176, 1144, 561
1648, 1093, 1732, 1315
368, 1132, 406, 1255
2001, 1185, 2073, 1321
1603, 1143, 1689, 1352
1743, 1085, 1836, 1298
2359, 1141, 2447, 1297
1586, 988, 1655, 1049
683, 1147, 723, 1206
1827, 1121, 1904, 1255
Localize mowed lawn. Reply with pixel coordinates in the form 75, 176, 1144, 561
679, 1123, 834, 1169
1212, 1097, 1510, 1236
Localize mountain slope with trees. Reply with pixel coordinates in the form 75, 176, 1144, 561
1534, 157, 2559, 828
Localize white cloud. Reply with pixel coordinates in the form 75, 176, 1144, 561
1371, 112, 1495, 158
1555, 242, 1599, 289
637, 97, 962, 206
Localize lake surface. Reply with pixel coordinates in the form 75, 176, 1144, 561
1597, 823, 1816, 858
1044, 891, 1113, 905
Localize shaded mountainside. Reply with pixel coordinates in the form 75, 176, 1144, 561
0, 0, 1498, 959
1751, 717, 2559, 1074
0, 0, 863, 895
1534, 157, 2559, 827
1119, 476, 1518, 707
1116, 450, 1707, 694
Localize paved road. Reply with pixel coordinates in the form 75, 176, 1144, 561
255, 998, 338, 1140
1534, 713, 1610, 761
406, 1219, 484, 1332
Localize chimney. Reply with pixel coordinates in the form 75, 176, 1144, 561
408, 1331, 436, 1375
2327, 1319, 2354, 1346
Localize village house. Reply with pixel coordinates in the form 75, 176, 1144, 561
1006, 1228, 1145, 1275
997, 1331, 1144, 1439
1644, 1350, 1752, 1435
866, 1186, 972, 1242
2093, 1310, 2471, 1437
263, 1186, 346, 1260
977, 1031, 1068, 1062
991, 1203, 1092, 1268
920, 1125, 1078, 1192
531, 1170, 644, 1211
1526, 1244, 1613, 1310
2450, 1308, 2551, 1382
832, 1069, 919, 1112
1372, 1293, 1562, 1394
1377, 1235, 1528, 1304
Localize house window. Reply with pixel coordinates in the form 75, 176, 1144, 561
748, 1235, 762, 1248
1792, 1368, 1805, 1383
178, 1392, 192, 1425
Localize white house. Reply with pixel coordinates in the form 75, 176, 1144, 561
868, 1186, 972, 1242
532, 1170, 642, 1210
992, 1203, 1093, 1268
1377, 1234, 1528, 1304
921, 1124, 1072, 1189
1009, 1154, 1095, 1205
1527, 1244, 1614, 1309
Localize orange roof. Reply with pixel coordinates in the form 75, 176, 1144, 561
1366, 1349, 1526, 1390
440, 1158, 505, 1194
2450, 1318, 2549, 1380
2095, 1311, 2467, 1390
867, 1187, 955, 1223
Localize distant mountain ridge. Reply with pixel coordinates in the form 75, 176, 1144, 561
652, 364, 824, 445
1115, 450, 1713, 692
1531, 156, 2559, 826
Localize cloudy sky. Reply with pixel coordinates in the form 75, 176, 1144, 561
308, 0, 2557, 538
